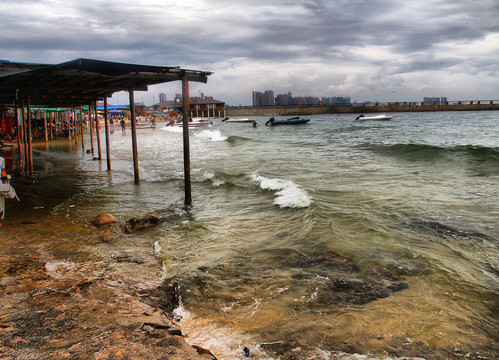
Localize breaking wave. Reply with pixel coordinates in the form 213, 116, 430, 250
194, 129, 228, 142
251, 172, 311, 208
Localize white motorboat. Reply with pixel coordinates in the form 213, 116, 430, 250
221, 117, 256, 123
167, 118, 213, 127
355, 114, 393, 121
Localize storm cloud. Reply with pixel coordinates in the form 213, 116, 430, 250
1, 0, 498, 105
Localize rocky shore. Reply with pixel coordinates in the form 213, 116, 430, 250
0, 219, 217, 360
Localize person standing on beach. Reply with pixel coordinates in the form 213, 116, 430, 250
0, 154, 12, 220
120, 119, 126, 134
0, 155, 10, 180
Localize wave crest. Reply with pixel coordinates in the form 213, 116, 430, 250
251, 172, 311, 208
194, 129, 228, 142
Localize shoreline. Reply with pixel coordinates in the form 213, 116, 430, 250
0, 217, 217, 359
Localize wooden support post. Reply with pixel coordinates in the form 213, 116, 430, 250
96, 101, 102, 161
79, 106, 85, 151
68, 110, 72, 142
103, 101, 111, 171
55, 112, 59, 139
27, 97, 33, 176
73, 109, 78, 146
48, 111, 53, 140
43, 116, 48, 142
129, 89, 139, 184
182, 73, 192, 207
15, 105, 22, 168
22, 101, 28, 169
89, 104, 95, 156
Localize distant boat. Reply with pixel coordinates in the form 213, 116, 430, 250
167, 118, 213, 127
265, 116, 310, 126
222, 117, 256, 123
355, 114, 393, 121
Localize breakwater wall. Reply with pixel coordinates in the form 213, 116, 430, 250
226, 102, 499, 117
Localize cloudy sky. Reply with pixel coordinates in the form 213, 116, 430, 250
2, 0, 498, 105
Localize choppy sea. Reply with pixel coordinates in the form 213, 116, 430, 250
4, 111, 498, 359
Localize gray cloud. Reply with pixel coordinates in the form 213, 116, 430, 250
1, 0, 498, 105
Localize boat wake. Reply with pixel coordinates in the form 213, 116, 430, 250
251, 172, 311, 208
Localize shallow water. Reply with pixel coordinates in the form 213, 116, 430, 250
3, 111, 498, 359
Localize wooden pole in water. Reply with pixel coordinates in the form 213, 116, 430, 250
89, 104, 95, 156
15, 105, 22, 168
43, 115, 48, 142
73, 109, 78, 146
182, 73, 192, 207
48, 111, 52, 141
26, 96, 33, 176
21, 101, 28, 169
96, 101, 102, 160
55, 112, 59, 139
129, 88, 139, 184
67, 109, 72, 142
79, 105, 85, 151
103, 100, 111, 171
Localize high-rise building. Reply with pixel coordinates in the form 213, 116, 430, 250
424, 96, 446, 105
263, 90, 274, 106
252, 91, 264, 106
332, 96, 351, 104
276, 93, 289, 106
159, 92, 167, 103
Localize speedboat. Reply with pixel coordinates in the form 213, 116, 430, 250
167, 118, 213, 127
355, 114, 393, 121
222, 117, 256, 123
265, 116, 310, 126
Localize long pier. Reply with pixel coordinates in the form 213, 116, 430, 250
226, 100, 499, 117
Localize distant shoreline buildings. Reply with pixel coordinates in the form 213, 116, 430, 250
423, 97, 448, 105
148, 91, 225, 118
251, 90, 452, 107
252, 90, 351, 107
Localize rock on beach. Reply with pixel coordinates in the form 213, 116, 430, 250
91, 213, 118, 225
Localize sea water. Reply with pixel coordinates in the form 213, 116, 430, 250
5, 111, 498, 359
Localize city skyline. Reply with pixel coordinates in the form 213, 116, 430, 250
150, 89, 452, 108
252, 90, 351, 106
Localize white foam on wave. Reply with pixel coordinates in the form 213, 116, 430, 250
161, 125, 183, 133
194, 129, 228, 142
251, 172, 311, 208
202, 171, 226, 187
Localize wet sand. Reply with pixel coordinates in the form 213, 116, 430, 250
0, 218, 216, 359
